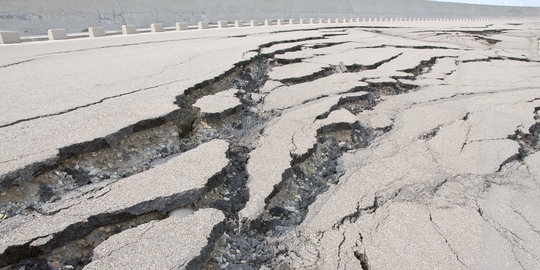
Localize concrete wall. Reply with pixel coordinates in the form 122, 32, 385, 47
1, 0, 539, 35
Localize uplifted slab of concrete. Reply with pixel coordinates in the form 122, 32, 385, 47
0, 139, 229, 265
268, 62, 327, 81
264, 73, 367, 111
85, 208, 224, 270
193, 88, 241, 116
307, 47, 404, 66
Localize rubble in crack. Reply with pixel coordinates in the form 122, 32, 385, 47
0, 122, 183, 219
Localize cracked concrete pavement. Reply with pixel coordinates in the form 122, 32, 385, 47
85, 208, 225, 270
1, 19, 540, 269
0, 139, 229, 266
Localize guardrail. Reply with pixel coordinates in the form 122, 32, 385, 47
1, 16, 539, 44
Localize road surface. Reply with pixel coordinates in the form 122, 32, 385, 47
1, 20, 540, 269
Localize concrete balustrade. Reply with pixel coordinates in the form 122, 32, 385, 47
264, 19, 272, 26
319, 18, 324, 24
299, 19, 305, 24
334, 18, 339, 23
176, 22, 188, 30
218, 21, 228, 28
277, 19, 284, 25
0, 31, 21, 44
198, 21, 209, 29
122, 24, 137, 35
250, 20, 258, 27
288, 19, 295, 24
309, 18, 315, 24
235, 20, 244, 27
88, 26, 105, 37
342, 18, 347, 23
151, 23, 164, 32
48, 29, 67, 40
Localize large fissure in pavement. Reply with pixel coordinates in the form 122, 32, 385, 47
196, 79, 420, 269
1, 30, 443, 269
1, 46, 274, 269
198, 122, 379, 269
4, 32, 358, 269
499, 107, 540, 171
0, 49, 282, 195
0, 55, 273, 220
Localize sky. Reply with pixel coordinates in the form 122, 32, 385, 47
429, 0, 540, 6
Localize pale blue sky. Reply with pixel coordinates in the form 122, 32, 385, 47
429, 0, 540, 6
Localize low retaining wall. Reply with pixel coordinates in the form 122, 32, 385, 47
1, 0, 540, 35
2, 16, 539, 44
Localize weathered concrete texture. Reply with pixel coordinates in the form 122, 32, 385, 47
122, 24, 137, 34
85, 208, 225, 270
0, 139, 229, 265
268, 62, 327, 81
193, 88, 241, 115
150, 23, 164, 32
176, 22, 188, 30
88, 26, 105, 38
264, 73, 368, 111
0, 31, 20, 44
47, 29, 67, 40
198, 21, 209, 29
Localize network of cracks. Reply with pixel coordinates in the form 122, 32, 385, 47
1, 26, 538, 270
